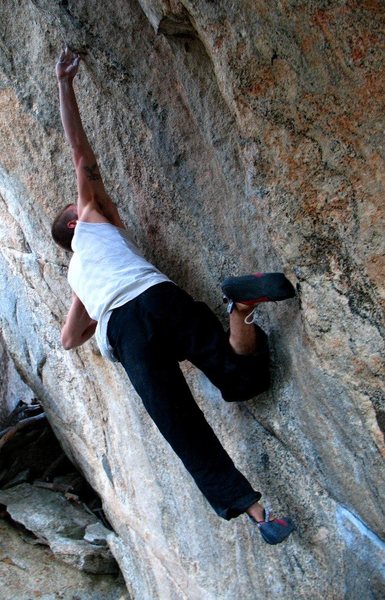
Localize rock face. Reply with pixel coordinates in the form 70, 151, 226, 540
0, 332, 34, 426
0, 519, 129, 600
0, 484, 119, 574
0, 1, 384, 598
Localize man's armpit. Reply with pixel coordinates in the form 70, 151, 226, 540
83, 162, 101, 181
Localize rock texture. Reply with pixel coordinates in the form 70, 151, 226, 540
0, 1, 384, 598
0, 483, 119, 574
0, 519, 129, 600
0, 332, 34, 426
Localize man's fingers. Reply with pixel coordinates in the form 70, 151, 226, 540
57, 47, 80, 73
58, 46, 71, 62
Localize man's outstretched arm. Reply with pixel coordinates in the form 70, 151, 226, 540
56, 48, 124, 227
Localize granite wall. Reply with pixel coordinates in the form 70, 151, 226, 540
0, 1, 384, 598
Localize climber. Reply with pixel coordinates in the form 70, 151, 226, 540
52, 48, 296, 545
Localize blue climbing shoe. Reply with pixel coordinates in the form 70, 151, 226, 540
251, 509, 295, 545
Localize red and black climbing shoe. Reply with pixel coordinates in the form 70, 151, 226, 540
250, 509, 295, 545
222, 273, 295, 308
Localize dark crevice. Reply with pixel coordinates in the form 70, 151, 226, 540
158, 13, 197, 38
0, 400, 113, 532
376, 411, 385, 437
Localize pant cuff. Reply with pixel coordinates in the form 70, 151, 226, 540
221, 491, 262, 521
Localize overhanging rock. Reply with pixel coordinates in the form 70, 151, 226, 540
0, 1, 384, 598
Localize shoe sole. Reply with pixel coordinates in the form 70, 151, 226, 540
221, 273, 295, 304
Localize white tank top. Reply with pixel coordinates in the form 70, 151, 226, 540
67, 221, 170, 360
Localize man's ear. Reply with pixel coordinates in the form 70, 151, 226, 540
67, 219, 77, 230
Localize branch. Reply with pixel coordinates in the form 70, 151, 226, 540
0, 413, 46, 450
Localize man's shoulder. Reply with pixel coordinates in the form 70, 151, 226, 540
77, 204, 110, 224
78, 201, 126, 229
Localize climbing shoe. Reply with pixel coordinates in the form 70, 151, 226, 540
250, 509, 295, 545
222, 273, 295, 307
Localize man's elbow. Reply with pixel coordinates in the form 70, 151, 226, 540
61, 338, 74, 351
61, 330, 77, 351
61, 322, 96, 350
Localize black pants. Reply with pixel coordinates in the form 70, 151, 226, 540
107, 282, 270, 520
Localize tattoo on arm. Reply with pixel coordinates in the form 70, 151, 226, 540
83, 163, 101, 181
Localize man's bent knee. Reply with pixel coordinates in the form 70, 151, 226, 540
221, 368, 270, 402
